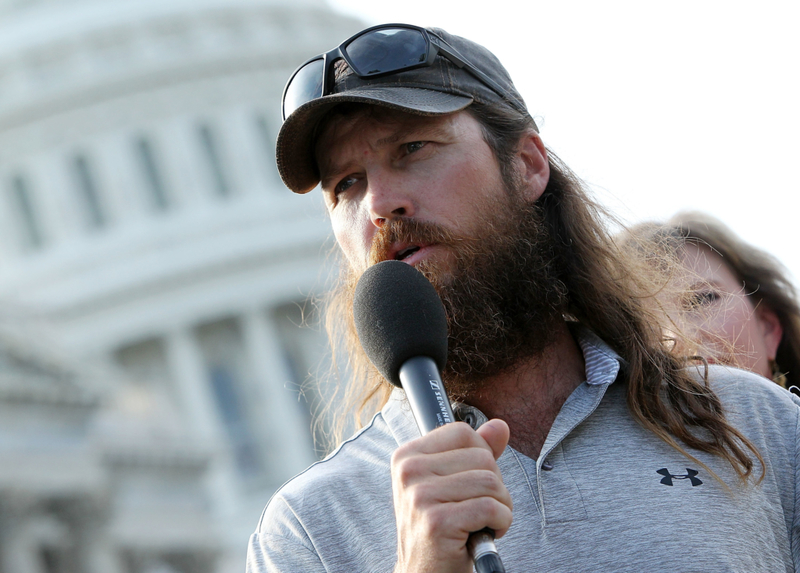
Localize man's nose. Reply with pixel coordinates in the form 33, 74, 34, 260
366, 179, 416, 228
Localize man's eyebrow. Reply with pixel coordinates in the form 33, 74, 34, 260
374, 123, 452, 148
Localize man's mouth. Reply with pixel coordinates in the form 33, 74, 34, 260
394, 245, 421, 261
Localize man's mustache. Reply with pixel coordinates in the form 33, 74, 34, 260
369, 218, 461, 266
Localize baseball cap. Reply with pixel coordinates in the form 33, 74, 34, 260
276, 24, 531, 194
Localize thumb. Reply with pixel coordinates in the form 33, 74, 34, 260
476, 418, 510, 460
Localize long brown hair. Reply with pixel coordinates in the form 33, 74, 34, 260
644, 212, 800, 388
319, 102, 763, 483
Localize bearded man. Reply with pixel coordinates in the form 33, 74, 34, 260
247, 24, 800, 573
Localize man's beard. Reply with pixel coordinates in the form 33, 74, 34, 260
336, 183, 568, 400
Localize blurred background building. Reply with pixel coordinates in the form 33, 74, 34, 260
0, 0, 362, 571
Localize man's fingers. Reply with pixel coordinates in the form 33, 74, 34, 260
476, 418, 510, 460
394, 446, 497, 482
422, 496, 514, 540
390, 418, 514, 573
398, 418, 510, 459
403, 422, 489, 454
408, 469, 512, 507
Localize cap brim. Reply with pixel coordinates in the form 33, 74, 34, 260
276, 87, 473, 194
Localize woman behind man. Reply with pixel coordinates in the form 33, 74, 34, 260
625, 211, 800, 388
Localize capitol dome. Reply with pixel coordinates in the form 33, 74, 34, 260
0, 0, 363, 571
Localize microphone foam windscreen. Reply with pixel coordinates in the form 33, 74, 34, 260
353, 260, 448, 387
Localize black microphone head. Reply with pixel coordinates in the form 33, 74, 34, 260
353, 260, 448, 387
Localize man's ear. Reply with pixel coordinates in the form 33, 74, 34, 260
756, 304, 783, 361
515, 130, 550, 202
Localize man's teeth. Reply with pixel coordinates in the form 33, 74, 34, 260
396, 246, 421, 261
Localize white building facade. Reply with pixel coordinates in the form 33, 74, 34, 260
0, 0, 362, 571
0, 320, 217, 573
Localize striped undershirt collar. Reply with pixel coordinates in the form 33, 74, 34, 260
572, 325, 623, 386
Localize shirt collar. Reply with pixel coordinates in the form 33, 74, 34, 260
381, 325, 623, 438
572, 325, 623, 386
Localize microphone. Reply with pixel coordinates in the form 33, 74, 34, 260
353, 260, 506, 573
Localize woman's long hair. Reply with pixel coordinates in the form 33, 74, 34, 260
639, 212, 800, 388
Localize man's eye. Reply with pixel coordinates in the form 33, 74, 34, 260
335, 176, 358, 195
404, 141, 426, 154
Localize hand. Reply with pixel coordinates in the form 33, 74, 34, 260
391, 419, 512, 573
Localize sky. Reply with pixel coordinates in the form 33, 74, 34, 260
327, 0, 800, 282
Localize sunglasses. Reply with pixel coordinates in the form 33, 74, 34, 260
281, 23, 525, 121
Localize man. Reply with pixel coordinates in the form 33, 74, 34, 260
247, 24, 800, 572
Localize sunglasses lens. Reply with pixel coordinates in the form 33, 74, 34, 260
283, 58, 324, 119
345, 27, 428, 76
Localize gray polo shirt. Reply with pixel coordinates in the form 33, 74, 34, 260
247, 330, 800, 572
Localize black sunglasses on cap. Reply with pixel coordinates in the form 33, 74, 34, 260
281, 23, 527, 121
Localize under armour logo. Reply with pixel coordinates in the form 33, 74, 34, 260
656, 468, 703, 487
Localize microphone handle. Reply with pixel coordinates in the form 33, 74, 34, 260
399, 356, 506, 573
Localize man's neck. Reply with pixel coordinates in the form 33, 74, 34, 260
464, 322, 586, 459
